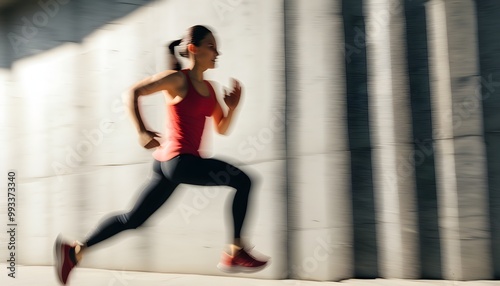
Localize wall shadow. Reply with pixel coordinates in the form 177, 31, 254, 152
475, 0, 500, 279
342, 0, 379, 278
404, 0, 443, 279
0, 0, 156, 68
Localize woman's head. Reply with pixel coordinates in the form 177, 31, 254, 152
168, 25, 219, 71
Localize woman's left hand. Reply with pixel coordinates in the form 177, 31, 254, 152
224, 78, 242, 111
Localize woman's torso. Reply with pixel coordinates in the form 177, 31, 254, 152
152, 69, 217, 161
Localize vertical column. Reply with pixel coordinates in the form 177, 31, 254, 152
365, 0, 419, 278
475, 0, 500, 279
427, 0, 492, 280
404, 0, 442, 278
342, 0, 378, 278
290, 0, 352, 281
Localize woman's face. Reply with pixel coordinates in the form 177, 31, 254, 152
190, 33, 219, 70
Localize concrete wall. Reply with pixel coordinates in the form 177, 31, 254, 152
0, 0, 286, 280
1, 0, 500, 282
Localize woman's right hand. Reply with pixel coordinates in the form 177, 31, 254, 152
139, 130, 161, 149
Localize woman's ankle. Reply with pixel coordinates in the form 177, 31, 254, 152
74, 241, 86, 262
229, 239, 243, 256
229, 244, 241, 256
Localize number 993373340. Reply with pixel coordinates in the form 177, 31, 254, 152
7, 171, 16, 223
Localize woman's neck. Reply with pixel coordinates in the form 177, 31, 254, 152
188, 64, 205, 82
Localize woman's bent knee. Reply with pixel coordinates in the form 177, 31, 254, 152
234, 172, 252, 192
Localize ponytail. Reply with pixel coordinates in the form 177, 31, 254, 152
168, 39, 182, 55
168, 39, 183, 71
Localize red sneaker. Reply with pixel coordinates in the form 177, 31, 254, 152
53, 235, 78, 285
217, 248, 269, 273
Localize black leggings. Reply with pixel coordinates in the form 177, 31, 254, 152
84, 154, 251, 248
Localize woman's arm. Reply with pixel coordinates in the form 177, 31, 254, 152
122, 70, 183, 148
213, 102, 235, 135
212, 79, 242, 135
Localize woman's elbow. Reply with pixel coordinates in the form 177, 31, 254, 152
122, 89, 140, 104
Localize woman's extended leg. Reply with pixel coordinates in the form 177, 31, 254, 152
83, 161, 179, 248
54, 160, 178, 284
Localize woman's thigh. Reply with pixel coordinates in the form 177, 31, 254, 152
160, 154, 245, 187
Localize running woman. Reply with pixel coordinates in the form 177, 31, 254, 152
54, 25, 268, 285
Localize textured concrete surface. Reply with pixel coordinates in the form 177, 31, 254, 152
2, 0, 500, 282
0, 0, 286, 280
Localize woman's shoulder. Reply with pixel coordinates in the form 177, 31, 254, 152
164, 69, 186, 80
159, 69, 187, 89
148, 69, 184, 83
145, 69, 187, 96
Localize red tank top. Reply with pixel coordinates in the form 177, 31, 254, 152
153, 69, 217, 161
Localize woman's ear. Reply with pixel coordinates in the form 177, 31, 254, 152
187, 43, 197, 55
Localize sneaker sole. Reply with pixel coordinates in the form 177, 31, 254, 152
217, 262, 268, 273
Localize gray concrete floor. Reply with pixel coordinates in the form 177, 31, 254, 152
1, 264, 500, 286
